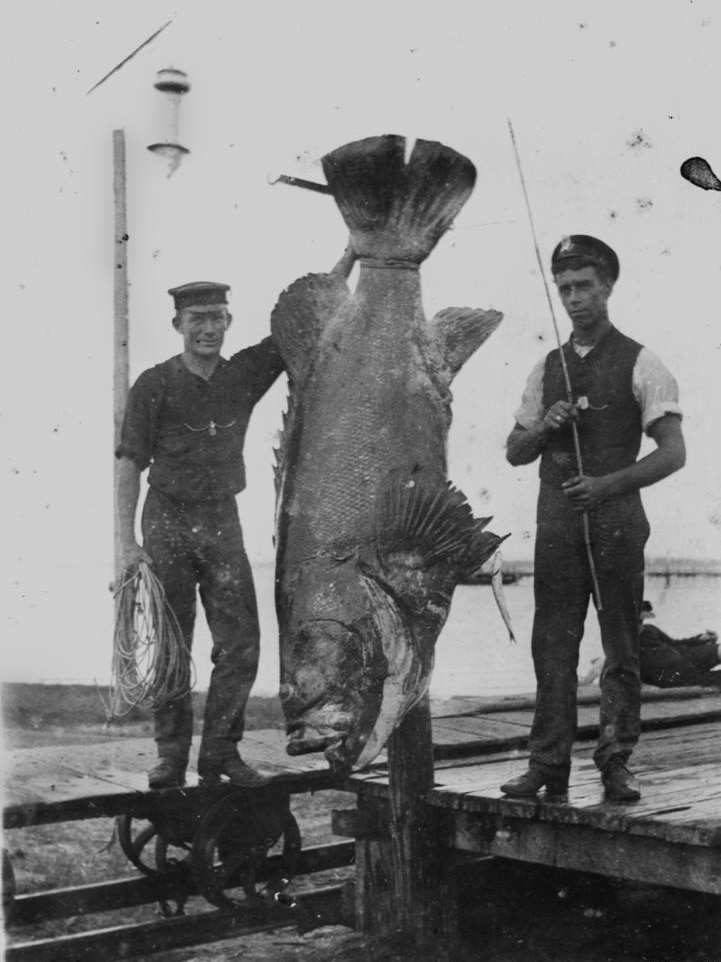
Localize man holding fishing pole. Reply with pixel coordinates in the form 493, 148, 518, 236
500, 234, 686, 802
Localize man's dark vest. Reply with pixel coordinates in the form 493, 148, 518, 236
540, 326, 643, 487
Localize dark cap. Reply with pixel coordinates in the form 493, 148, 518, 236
551, 235, 620, 282
168, 281, 230, 312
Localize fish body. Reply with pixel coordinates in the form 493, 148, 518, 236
272, 135, 505, 772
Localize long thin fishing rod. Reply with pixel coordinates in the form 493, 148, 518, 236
507, 119, 603, 610
86, 20, 173, 95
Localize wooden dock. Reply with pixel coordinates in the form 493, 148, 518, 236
4, 684, 721, 958
353, 715, 721, 894
6, 685, 720, 825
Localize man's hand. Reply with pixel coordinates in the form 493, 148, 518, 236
330, 237, 357, 279
561, 474, 609, 512
542, 400, 578, 434
120, 542, 154, 572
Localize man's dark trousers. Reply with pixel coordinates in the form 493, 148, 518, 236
529, 485, 650, 779
142, 488, 260, 770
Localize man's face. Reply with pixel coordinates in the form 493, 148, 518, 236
174, 307, 230, 359
554, 266, 613, 331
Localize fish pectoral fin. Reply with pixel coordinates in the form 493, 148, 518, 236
429, 307, 504, 380
374, 469, 502, 574
270, 272, 350, 381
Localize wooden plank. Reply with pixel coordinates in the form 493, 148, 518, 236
421, 734, 721, 848
5, 882, 348, 962
451, 812, 721, 894
361, 696, 458, 945
434, 716, 532, 738
7, 692, 718, 815
428, 781, 721, 847
430, 687, 721, 719
3, 732, 345, 828
9, 840, 356, 926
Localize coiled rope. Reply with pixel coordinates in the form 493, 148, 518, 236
101, 561, 195, 721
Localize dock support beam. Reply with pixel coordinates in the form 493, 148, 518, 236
354, 696, 458, 952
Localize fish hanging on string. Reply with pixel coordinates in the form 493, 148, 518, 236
271, 134, 509, 773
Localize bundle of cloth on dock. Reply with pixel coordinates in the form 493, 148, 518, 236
579, 600, 721, 690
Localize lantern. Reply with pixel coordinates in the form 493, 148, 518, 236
147, 67, 190, 176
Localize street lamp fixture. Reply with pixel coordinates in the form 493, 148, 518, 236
147, 67, 190, 176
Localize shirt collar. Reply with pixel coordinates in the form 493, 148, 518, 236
172, 354, 228, 380
566, 324, 616, 357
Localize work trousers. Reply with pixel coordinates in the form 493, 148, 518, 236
529, 485, 650, 777
141, 488, 260, 770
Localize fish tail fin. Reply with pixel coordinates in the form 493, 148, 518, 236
321, 135, 476, 262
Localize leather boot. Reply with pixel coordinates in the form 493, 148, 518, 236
148, 757, 187, 790
500, 768, 568, 799
601, 758, 641, 801
198, 753, 270, 788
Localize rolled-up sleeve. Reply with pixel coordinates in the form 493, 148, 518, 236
632, 348, 682, 433
115, 368, 162, 470
513, 356, 546, 429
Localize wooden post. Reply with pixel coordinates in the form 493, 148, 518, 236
112, 128, 130, 586
354, 695, 458, 953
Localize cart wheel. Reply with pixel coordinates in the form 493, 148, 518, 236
191, 789, 301, 910
2, 849, 15, 928
116, 815, 191, 878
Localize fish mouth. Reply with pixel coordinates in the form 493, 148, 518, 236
282, 690, 381, 775
280, 575, 429, 773
279, 618, 387, 774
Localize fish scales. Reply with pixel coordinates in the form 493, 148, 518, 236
285, 273, 448, 549
271, 135, 506, 772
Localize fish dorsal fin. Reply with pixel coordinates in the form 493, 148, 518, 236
429, 307, 504, 383
270, 272, 350, 382
321, 135, 476, 264
272, 392, 299, 500
373, 469, 504, 576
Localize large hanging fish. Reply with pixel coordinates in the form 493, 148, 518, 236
271, 134, 505, 773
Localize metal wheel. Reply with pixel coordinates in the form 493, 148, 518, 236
116, 814, 191, 878
191, 789, 301, 910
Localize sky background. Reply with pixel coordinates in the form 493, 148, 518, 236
3, 1, 720, 684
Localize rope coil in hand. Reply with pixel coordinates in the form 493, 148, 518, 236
102, 561, 195, 721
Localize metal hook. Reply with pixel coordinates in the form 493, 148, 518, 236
267, 173, 333, 195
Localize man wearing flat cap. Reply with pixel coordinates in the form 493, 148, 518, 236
501, 234, 686, 802
115, 280, 284, 789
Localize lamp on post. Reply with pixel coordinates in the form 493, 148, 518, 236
147, 67, 191, 177
112, 66, 191, 588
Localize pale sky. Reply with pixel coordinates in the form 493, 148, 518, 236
3, 1, 721, 683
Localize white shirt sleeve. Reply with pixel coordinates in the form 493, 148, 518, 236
632, 347, 683, 433
513, 356, 547, 429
